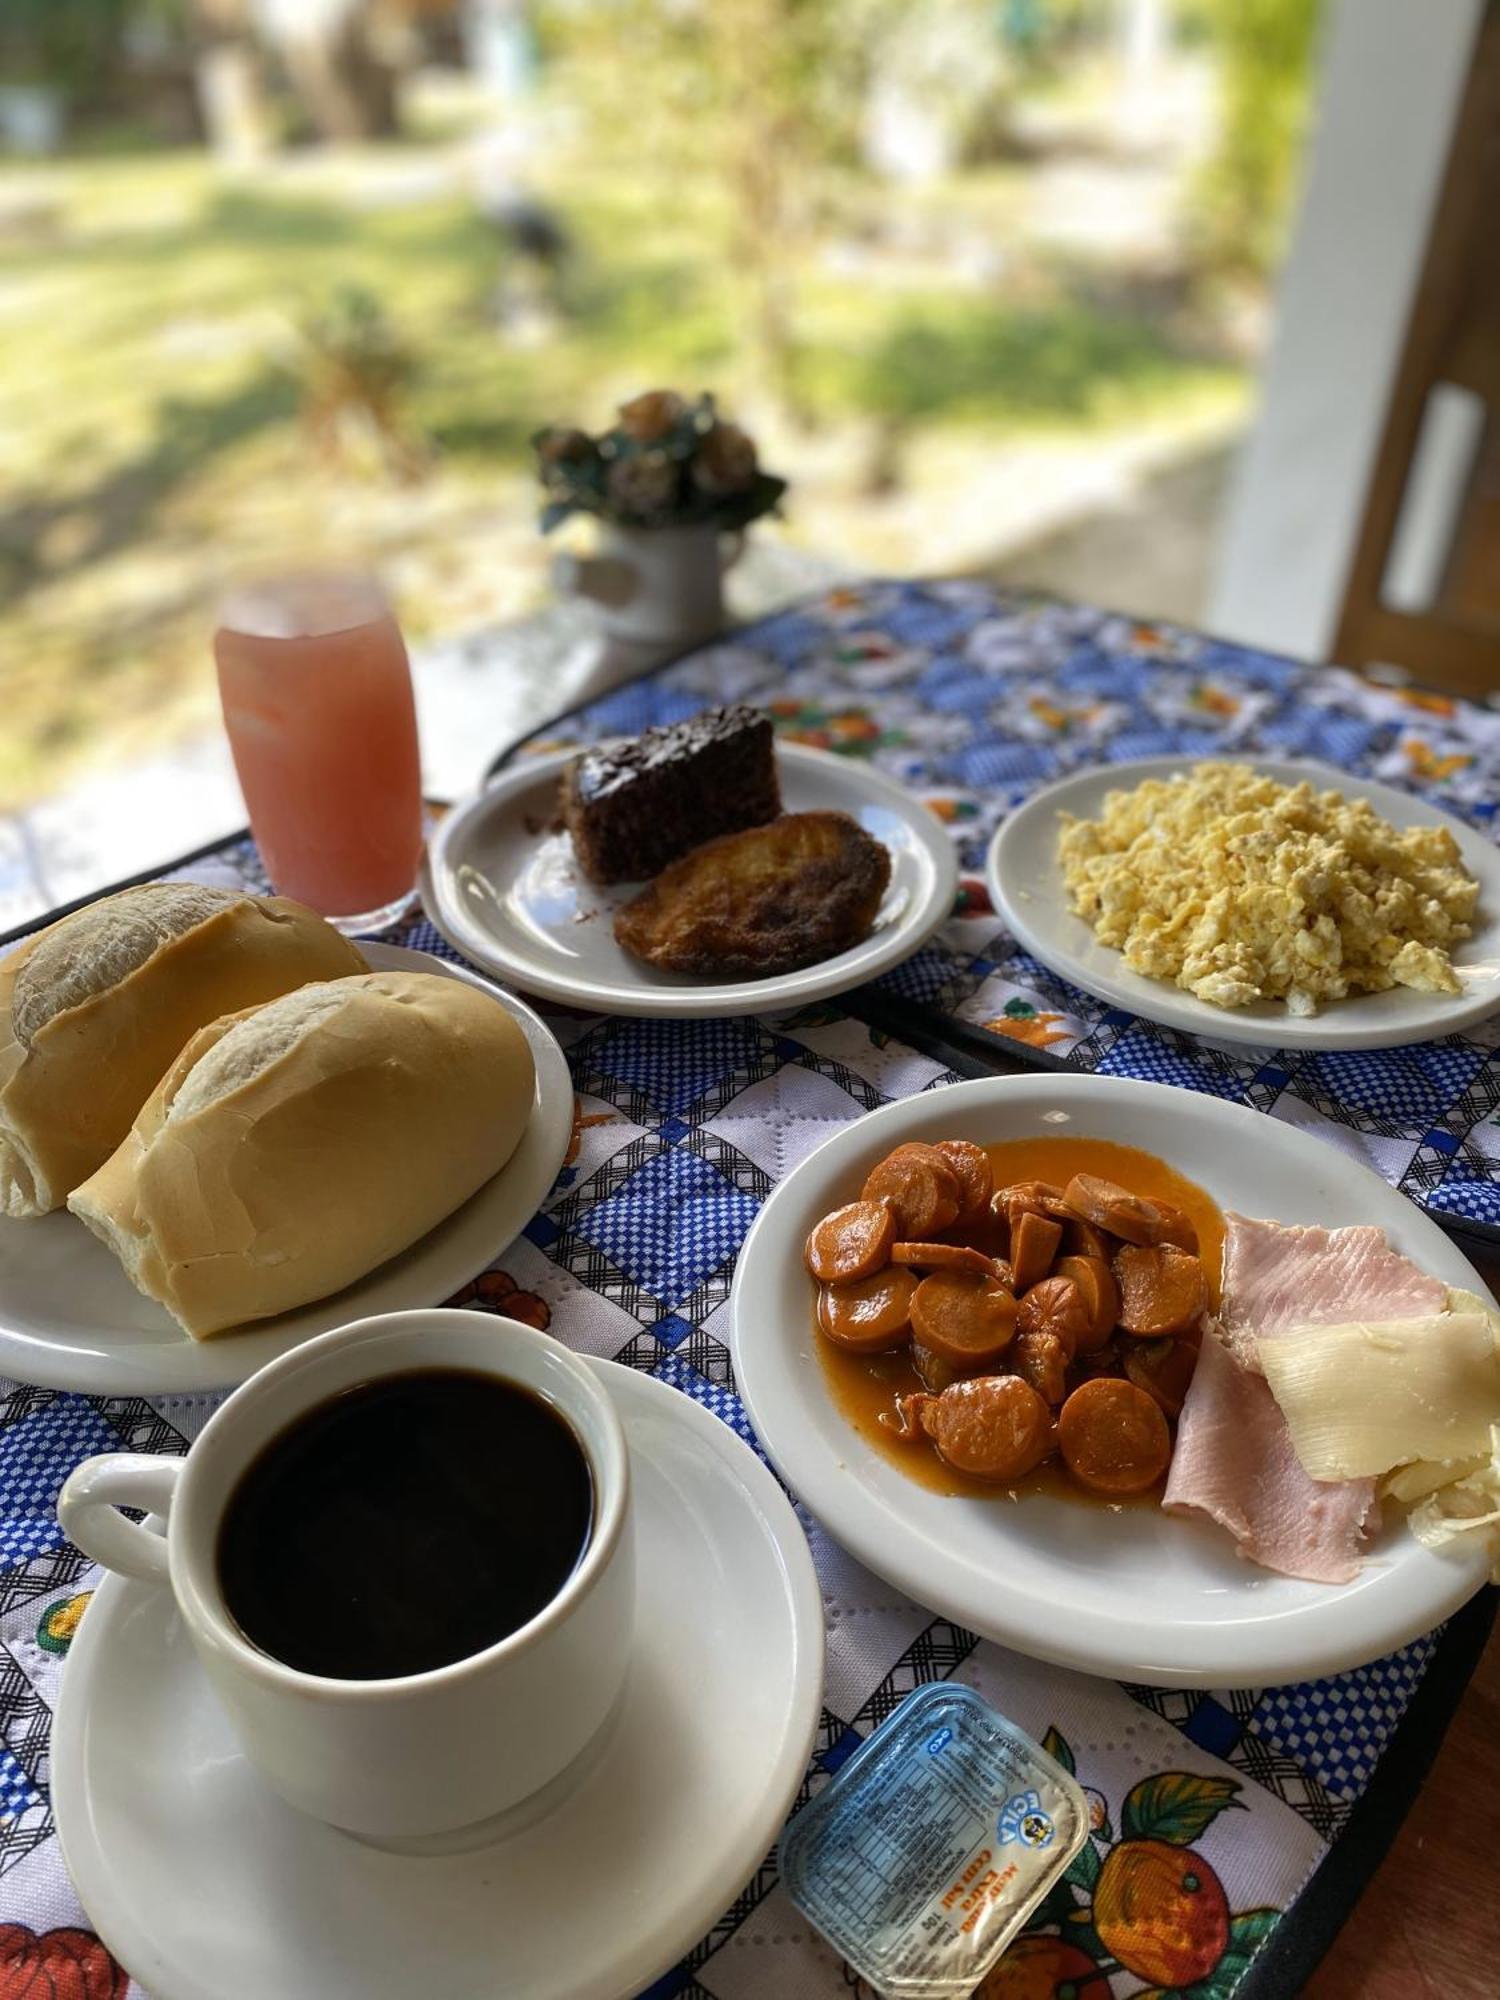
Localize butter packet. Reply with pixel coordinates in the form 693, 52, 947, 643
782, 1682, 1088, 1998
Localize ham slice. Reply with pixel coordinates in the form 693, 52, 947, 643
1218, 1213, 1445, 1372
1164, 1328, 1374, 1584
1164, 1211, 1441, 1582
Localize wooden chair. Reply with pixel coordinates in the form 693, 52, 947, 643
1333, 2, 1500, 698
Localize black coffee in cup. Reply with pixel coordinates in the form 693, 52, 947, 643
218, 1368, 593, 1680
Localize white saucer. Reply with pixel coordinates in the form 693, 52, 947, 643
987, 755, 1500, 1050
53, 1360, 825, 2000
0, 944, 574, 1394
422, 740, 959, 1018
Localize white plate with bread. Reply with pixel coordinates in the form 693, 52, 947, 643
0, 891, 572, 1391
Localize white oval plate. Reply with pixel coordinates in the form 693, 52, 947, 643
0, 944, 573, 1394
731, 1072, 1494, 1687
54, 1358, 825, 2000
987, 756, 1500, 1050
422, 741, 958, 1018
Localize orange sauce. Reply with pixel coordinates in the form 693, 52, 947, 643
814, 1135, 1224, 1507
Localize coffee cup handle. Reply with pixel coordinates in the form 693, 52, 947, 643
58, 1454, 181, 1584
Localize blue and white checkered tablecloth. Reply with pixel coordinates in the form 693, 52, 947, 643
0, 576, 1494, 1997
508, 576, 1500, 1244
0, 977, 1429, 2000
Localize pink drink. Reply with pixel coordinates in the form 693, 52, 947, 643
215, 574, 423, 931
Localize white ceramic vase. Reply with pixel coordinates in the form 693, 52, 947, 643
553, 522, 744, 652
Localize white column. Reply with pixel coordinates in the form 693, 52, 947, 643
1208, 0, 1483, 663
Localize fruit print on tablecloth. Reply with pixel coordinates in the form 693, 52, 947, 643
984, 1000, 1071, 1051
0, 1924, 127, 2000
445, 1269, 551, 1330
33, 1599, 89, 1660
980, 1728, 1278, 2000
765, 696, 907, 759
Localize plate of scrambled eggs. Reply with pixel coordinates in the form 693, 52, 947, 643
987, 757, 1500, 1049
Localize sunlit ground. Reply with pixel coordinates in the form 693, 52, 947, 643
0, 57, 1253, 809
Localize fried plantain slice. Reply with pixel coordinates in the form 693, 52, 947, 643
613, 811, 891, 978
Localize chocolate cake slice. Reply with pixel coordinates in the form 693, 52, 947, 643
561, 705, 781, 885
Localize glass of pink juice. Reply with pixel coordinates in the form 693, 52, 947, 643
215, 573, 424, 933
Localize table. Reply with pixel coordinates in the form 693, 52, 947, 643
1306, 1622, 1500, 2000
0, 575, 1494, 1999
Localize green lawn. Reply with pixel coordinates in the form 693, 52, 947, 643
0, 144, 1243, 807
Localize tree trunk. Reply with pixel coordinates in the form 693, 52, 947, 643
267, 1, 401, 142
280, 24, 398, 141
715, 0, 812, 427
194, 42, 275, 161
190, 0, 274, 161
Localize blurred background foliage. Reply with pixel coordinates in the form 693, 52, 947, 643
0, 0, 1323, 807
1184, 0, 1324, 276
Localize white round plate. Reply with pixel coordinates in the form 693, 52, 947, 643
53, 1360, 824, 2000
422, 740, 958, 1017
987, 755, 1500, 1050
0, 944, 573, 1394
731, 1072, 1494, 1687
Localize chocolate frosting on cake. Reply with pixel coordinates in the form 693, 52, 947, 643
561, 705, 781, 885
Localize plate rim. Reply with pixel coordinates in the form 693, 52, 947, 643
423, 739, 960, 1018
0, 943, 573, 1394
729, 1070, 1493, 1688
985, 753, 1500, 1051
51, 1355, 826, 2000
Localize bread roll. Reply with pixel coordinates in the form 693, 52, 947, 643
0, 884, 366, 1217
68, 971, 535, 1338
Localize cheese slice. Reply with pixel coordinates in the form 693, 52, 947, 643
1408, 1425, 1500, 1584
1258, 1313, 1500, 1481
1445, 1286, 1499, 1325
1384, 1454, 1485, 1505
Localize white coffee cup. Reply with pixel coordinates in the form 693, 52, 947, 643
58, 1309, 634, 1842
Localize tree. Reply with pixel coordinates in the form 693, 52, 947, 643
540, 0, 917, 421
1191, 0, 1325, 279
253, 0, 403, 142
188, 0, 276, 162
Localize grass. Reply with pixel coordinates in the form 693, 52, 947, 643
0, 144, 1243, 808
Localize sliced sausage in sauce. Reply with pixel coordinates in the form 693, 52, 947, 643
1052, 1255, 1119, 1352
1114, 1243, 1207, 1338
1070, 1336, 1125, 1382
995, 1180, 1072, 1227
1123, 1335, 1199, 1417
1009, 1210, 1062, 1292
1011, 1327, 1070, 1405
1140, 1197, 1199, 1254
1016, 1275, 1090, 1360
1063, 1173, 1201, 1254
916, 1375, 1054, 1481
1062, 1172, 1174, 1247
891, 1241, 1000, 1277
911, 1341, 967, 1394
805, 1199, 896, 1284
817, 1267, 918, 1354
862, 1145, 962, 1238
910, 1270, 1018, 1369
1061, 1214, 1113, 1261
1058, 1378, 1171, 1495
934, 1139, 993, 1231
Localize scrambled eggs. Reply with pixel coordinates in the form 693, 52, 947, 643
1057, 763, 1478, 1015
